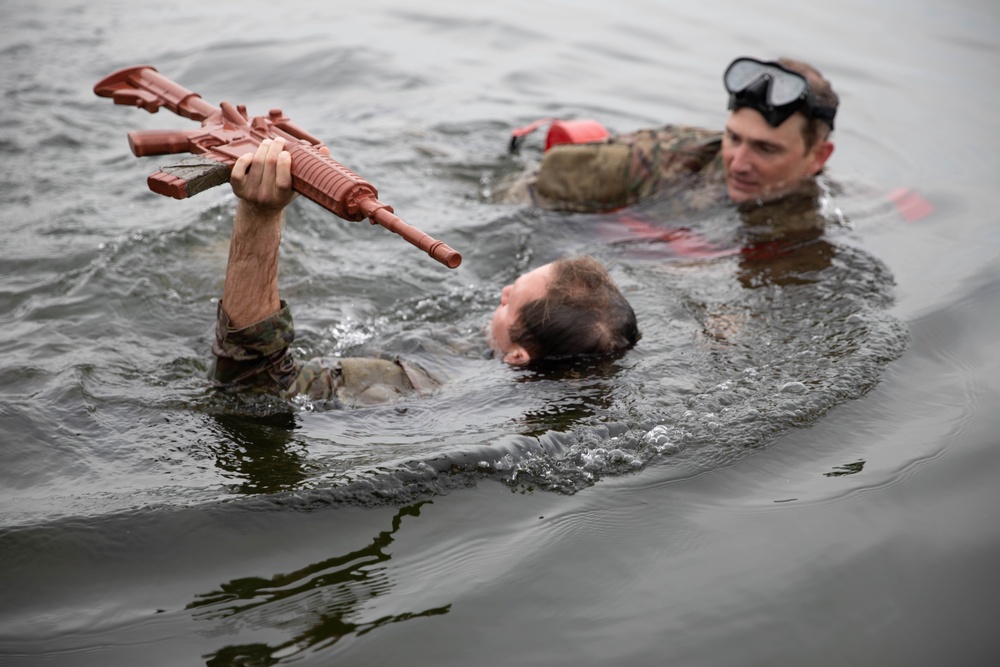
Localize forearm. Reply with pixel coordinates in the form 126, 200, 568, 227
220, 138, 295, 328
221, 200, 283, 328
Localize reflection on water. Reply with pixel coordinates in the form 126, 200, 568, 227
190, 502, 450, 664
208, 411, 309, 495
824, 459, 866, 477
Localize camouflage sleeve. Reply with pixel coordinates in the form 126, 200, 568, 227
500, 125, 723, 212
210, 300, 300, 393
210, 300, 338, 400
532, 141, 632, 211
623, 125, 724, 202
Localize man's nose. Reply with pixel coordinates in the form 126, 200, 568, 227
730, 144, 752, 171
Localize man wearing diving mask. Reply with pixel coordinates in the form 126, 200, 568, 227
497, 56, 839, 214
721, 57, 836, 204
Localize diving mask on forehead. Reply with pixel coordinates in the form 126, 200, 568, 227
723, 57, 836, 130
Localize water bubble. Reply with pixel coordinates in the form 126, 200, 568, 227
644, 425, 672, 447
780, 381, 808, 394
494, 454, 514, 471
290, 394, 316, 412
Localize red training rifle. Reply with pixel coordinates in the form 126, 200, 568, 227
94, 66, 461, 269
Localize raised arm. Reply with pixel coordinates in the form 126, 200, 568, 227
221, 138, 295, 328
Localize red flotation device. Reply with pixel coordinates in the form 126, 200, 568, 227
509, 117, 610, 153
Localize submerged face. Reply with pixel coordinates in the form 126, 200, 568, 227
487, 263, 554, 365
722, 107, 833, 203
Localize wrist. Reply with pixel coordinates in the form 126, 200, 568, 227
231, 201, 283, 259
236, 199, 285, 224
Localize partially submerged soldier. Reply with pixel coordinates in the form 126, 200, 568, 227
498, 56, 839, 244
210, 138, 640, 405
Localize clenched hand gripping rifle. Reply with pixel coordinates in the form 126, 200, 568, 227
94, 66, 462, 268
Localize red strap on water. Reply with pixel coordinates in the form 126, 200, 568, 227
510, 117, 557, 139
615, 216, 737, 259
613, 216, 822, 262
887, 187, 934, 222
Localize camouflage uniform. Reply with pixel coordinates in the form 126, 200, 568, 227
210, 301, 437, 405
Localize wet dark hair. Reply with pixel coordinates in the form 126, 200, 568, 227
509, 256, 640, 362
778, 57, 839, 148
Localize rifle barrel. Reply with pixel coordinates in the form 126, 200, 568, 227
287, 142, 462, 268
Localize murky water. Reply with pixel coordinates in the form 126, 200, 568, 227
2, 1, 999, 665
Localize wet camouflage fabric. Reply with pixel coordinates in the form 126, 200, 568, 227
499, 124, 725, 212
211, 301, 437, 406
620, 125, 726, 203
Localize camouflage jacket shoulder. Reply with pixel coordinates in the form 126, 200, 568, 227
618, 124, 725, 202
498, 124, 724, 212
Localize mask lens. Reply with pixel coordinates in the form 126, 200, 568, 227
724, 59, 764, 91
767, 73, 806, 106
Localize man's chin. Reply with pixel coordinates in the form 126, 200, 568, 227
727, 177, 813, 205
728, 182, 795, 206
726, 184, 759, 203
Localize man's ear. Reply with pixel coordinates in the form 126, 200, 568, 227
809, 140, 834, 175
502, 345, 532, 366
